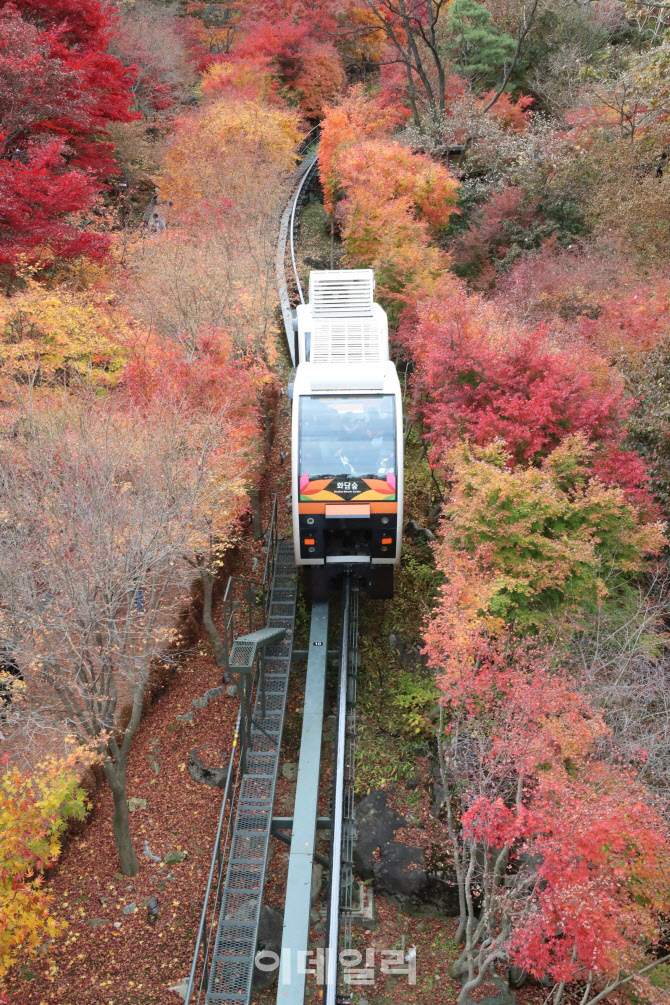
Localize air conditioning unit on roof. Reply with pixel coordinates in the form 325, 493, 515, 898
309, 269, 374, 318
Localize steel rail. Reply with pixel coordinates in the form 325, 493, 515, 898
276, 127, 319, 364
289, 154, 319, 306
325, 575, 352, 1003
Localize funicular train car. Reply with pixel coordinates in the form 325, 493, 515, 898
290, 270, 403, 601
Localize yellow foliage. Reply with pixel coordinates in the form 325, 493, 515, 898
201, 60, 277, 104
0, 754, 90, 979
159, 96, 301, 212
0, 281, 129, 396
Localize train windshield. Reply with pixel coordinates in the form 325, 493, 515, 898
299, 395, 396, 481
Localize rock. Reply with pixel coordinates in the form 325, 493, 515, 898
113, 922, 122, 929
354, 789, 459, 915
164, 850, 187, 864
507, 966, 528, 990
465, 974, 516, 1005
122, 902, 137, 915
422, 527, 436, 542
188, 747, 229, 789
282, 762, 298, 781
204, 685, 224, 702
252, 904, 283, 990
227, 684, 239, 698
387, 633, 428, 672
191, 696, 208, 710
311, 863, 323, 905
128, 797, 147, 812
405, 519, 422, 538
176, 711, 194, 723
87, 917, 111, 928
169, 977, 189, 1000
313, 921, 325, 934
143, 840, 162, 863
310, 908, 320, 924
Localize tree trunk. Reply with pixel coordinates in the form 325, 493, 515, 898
200, 564, 227, 669
250, 491, 263, 540
104, 760, 140, 876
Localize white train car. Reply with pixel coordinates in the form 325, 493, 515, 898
291, 270, 403, 601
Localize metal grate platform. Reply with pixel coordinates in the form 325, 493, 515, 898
205, 541, 297, 1005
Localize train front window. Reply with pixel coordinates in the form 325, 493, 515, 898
299, 395, 396, 481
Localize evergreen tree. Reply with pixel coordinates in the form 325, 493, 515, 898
445, 0, 516, 88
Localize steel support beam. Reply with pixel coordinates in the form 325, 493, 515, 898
276, 602, 329, 1005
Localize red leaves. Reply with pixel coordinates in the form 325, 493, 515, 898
0, 140, 110, 270
400, 305, 627, 464
0, 0, 137, 276
434, 642, 670, 984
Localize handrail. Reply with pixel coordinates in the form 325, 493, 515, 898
184, 493, 278, 1004
221, 494, 278, 668
184, 711, 240, 1004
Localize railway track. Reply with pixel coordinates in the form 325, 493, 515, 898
277, 130, 361, 1005
185, 134, 360, 1005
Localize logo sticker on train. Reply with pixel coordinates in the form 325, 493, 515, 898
299, 473, 396, 503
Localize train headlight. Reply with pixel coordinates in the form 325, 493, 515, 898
381, 516, 389, 525
307, 517, 315, 525
308, 547, 315, 553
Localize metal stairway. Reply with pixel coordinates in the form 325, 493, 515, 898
205, 541, 297, 1003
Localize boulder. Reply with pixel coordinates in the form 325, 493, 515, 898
169, 978, 189, 1000
188, 747, 229, 789
354, 789, 459, 915
163, 850, 187, 864
252, 904, 283, 990
464, 974, 516, 1005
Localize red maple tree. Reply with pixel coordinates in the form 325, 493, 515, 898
0, 0, 137, 278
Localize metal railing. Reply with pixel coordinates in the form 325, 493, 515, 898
184, 494, 279, 1005
220, 495, 279, 669
277, 126, 321, 364
290, 127, 321, 305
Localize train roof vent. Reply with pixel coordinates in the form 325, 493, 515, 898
311, 318, 387, 365
309, 269, 374, 318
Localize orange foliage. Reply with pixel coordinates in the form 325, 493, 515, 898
479, 89, 534, 130
160, 96, 300, 215
337, 2, 386, 69
318, 85, 409, 213
201, 58, 279, 104
229, 16, 345, 118
333, 139, 459, 312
